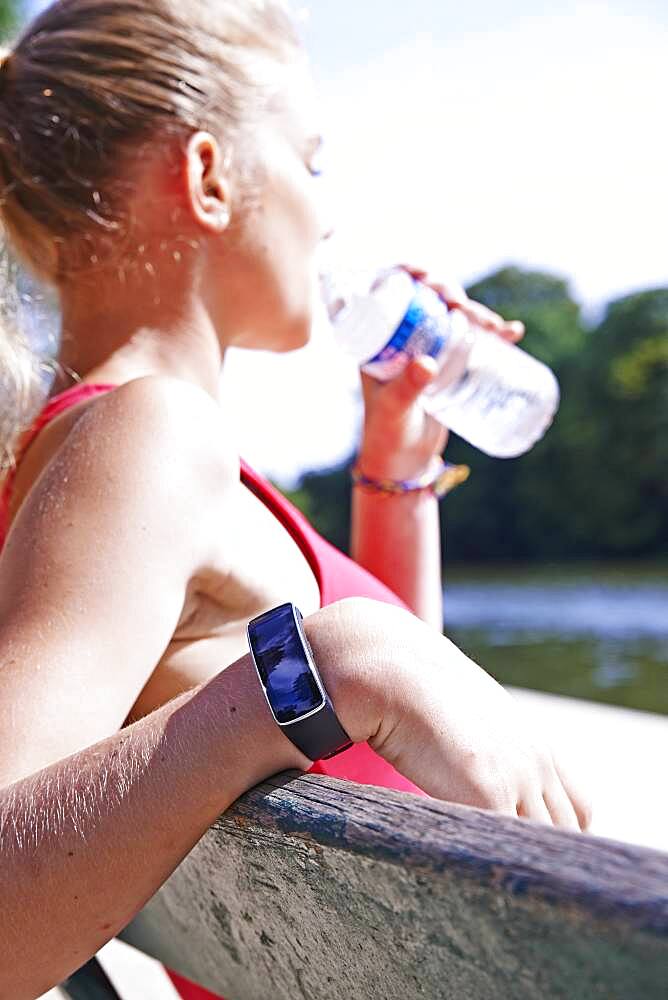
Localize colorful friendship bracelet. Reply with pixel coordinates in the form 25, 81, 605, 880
351, 456, 470, 499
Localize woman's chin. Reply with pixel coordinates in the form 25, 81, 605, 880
235, 315, 312, 354
275, 315, 313, 352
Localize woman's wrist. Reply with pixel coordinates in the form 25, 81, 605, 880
352, 455, 469, 499
302, 601, 393, 746
354, 445, 438, 483
204, 653, 309, 795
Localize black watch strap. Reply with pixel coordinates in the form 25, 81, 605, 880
289, 691, 352, 761
247, 603, 352, 762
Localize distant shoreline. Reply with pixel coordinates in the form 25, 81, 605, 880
444, 558, 668, 585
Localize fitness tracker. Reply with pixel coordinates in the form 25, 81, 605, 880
247, 602, 352, 761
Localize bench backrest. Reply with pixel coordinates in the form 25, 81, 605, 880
111, 771, 668, 999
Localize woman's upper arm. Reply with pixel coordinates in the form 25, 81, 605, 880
0, 377, 236, 787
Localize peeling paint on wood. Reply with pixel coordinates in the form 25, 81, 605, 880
120, 772, 668, 1000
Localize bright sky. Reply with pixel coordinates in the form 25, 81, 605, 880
23, 1, 668, 484
226, 0, 668, 483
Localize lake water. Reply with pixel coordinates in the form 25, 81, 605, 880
443, 563, 668, 714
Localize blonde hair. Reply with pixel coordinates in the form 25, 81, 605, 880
0, 0, 301, 470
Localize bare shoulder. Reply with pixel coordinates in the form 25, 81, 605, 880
9, 375, 238, 531
0, 377, 240, 785
64, 375, 238, 477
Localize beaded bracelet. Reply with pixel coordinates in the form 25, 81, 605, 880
351, 456, 470, 499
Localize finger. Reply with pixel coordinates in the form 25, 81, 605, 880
462, 300, 508, 333
396, 266, 525, 343
456, 301, 525, 343
398, 265, 469, 309
455, 300, 497, 330
360, 370, 382, 410
542, 782, 581, 832
380, 355, 439, 412
493, 319, 525, 343
552, 755, 594, 833
517, 793, 554, 827
506, 320, 526, 342
426, 279, 468, 309
398, 263, 429, 282
489, 319, 525, 343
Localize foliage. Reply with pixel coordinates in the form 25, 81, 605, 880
285, 268, 668, 565
565, 289, 668, 556
284, 463, 352, 556
466, 266, 584, 368
0, 0, 18, 40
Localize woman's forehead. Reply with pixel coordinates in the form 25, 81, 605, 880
271, 60, 321, 141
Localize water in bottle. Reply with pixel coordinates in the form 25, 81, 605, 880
320, 267, 560, 458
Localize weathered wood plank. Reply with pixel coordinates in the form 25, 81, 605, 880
120, 771, 668, 1000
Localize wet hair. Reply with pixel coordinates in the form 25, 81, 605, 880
0, 0, 300, 470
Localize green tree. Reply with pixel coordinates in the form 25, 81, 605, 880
466, 266, 584, 368
442, 266, 586, 561
284, 462, 352, 556
285, 271, 668, 565
565, 289, 668, 556
0, 0, 18, 39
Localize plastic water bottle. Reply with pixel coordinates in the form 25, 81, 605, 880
320, 267, 560, 458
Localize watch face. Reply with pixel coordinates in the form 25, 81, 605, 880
249, 604, 325, 724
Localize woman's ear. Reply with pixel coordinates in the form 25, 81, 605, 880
185, 131, 233, 234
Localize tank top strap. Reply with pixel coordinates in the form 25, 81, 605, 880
239, 457, 325, 603
23, 382, 117, 449
0, 383, 117, 548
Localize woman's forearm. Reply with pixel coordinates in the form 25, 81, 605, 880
351, 486, 444, 630
0, 594, 592, 999
0, 647, 314, 999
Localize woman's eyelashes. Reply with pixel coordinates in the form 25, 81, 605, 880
305, 136, 325, 177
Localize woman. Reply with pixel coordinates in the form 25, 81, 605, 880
0, 2, 589, 997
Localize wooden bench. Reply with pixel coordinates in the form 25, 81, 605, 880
60, 770, 668, 1000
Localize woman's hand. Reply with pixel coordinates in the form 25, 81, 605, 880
310, 599, 592, 832
357, 266, 525, 481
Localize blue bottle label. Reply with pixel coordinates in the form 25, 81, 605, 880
362, 282, 451, 381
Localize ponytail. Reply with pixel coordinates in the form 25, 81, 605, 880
0, 43, 44, 473
0, 245, 45, 473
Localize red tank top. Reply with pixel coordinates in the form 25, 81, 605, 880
0, 383, 426, 1000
